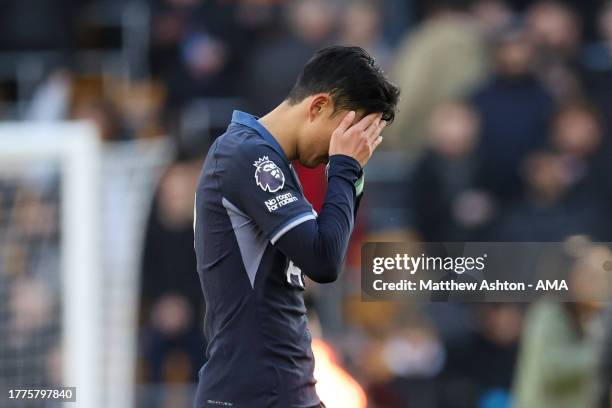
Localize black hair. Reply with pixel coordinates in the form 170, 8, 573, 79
287, 46, 400, 123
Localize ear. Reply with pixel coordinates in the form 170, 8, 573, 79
307, 94, 332, 122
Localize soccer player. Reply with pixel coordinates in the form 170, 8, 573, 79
193, 46, 399, 407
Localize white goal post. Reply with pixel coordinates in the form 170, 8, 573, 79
0, 122, 103, 408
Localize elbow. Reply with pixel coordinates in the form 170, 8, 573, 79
306, 258, 342, 284
313, 269, 339, 284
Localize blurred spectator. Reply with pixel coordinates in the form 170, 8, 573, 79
526, 1, 584, 101
548, 101, 612, 238
140, 158, 204, 384
365, 322, 445, 408
408, 101, 494, 241
471, 0, 516, 39
113, 80, 167, 139
4, 277, 58, 387
8, 277, 56, 348
514, 302, 598, 407
4, 185, 60, 289
242, 0, 337, 115
386, 0, 489, 155
140, 293, 203, 384
232, 0, 281, 36
0, 175, 61, 391
378, 0, 414, 47
494, 151, 604, 241
339, 0, 392, 70
471, 26, 553, 200
0, 183, 61, 386
597, 305, 612, 408
72, 98, 129, 141
150, 0, 200, 76
150, 0, 244, 111
442, 304, 521, 408
551, 101, 603, 159
513, 244, 609, 408
581, 1, 612, 133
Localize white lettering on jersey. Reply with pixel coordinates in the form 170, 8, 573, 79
286, 261, 305, 288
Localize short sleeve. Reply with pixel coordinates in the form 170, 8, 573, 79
221, 141, 316, 244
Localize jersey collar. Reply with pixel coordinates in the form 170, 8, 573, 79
231, 110, 289, 165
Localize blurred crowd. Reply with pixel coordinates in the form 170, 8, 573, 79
1, 0, 612, 407
0, 172, 62, 394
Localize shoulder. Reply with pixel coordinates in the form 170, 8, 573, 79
216, 129, 290, 194
214, 126, 283, 171
218, 125, 281, 160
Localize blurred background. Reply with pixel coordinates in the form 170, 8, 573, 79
0, 0, 611, 407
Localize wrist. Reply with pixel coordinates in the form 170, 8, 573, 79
328, 154, 362, 173
326, 155, 363, 191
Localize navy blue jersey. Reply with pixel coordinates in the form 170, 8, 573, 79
194, 111, 322, 407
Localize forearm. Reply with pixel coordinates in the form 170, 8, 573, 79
275, 155, 362, 283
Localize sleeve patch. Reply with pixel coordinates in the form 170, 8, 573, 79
253, 156, 285, 193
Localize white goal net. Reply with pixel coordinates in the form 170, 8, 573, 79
0, 123, 172, 408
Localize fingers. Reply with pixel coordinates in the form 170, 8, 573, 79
353, 112, 379, 131
364, 114, 383, 142
372, 135, 383, 151
367, 119, 387, 146
370, 120, 386, 151
334, 111, 356, 135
